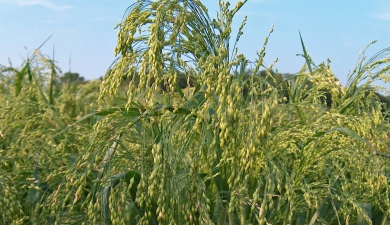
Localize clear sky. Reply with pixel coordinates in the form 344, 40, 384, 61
1, 0, 390, 86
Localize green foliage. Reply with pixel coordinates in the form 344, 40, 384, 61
0, 46, 126, 224
72, 0, 390, 224
1, 0, 390, 224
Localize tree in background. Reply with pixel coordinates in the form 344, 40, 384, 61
60, 72, 85, 84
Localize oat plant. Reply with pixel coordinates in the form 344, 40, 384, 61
0, 45, 118, 224
43, 0, 390, 224
2, 0, 390, 224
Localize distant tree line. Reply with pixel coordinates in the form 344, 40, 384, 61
60, 72, 85, 84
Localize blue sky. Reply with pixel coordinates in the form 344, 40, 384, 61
1, 0, 390, 86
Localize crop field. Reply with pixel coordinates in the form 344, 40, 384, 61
1, 0, 390, 224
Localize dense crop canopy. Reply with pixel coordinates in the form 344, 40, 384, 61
1, 0, 390, 224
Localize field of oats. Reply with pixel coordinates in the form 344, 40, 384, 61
1, 0, 390, 224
